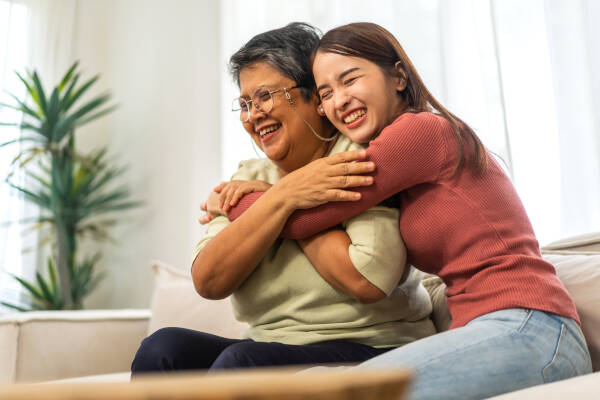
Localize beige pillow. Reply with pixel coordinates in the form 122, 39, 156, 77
148, 260, 248, 339
421, 274, 452, 332
542, 252, 600, 371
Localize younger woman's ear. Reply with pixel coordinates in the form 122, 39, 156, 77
394, 61, 408, 92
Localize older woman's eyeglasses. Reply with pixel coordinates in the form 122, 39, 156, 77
232, 86, 299, 122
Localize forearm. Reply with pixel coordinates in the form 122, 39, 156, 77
227, 114, 448, 239
298, 230, 385, 303
192, 190, 294, 299
229, 191, 380, 240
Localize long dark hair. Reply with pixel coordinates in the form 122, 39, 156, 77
317, 22, 487, 177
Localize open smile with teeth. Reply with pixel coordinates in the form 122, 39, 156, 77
257, 123, 282, 138
344, 109, 366, 124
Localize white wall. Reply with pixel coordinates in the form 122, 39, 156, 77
73, 0, 221, 308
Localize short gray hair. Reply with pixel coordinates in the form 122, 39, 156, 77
228, 22, 321, 101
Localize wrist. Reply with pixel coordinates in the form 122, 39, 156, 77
267, 183, 297, 214
262, 187, 296, 217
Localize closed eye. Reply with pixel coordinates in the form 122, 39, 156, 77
343, 76, 359, 86
257, 91, 271, 102
319, 90, 333, 101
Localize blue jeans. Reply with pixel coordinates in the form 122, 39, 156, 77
356, 309, 592, 400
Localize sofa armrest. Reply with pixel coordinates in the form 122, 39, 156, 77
543, 232, 600, 253
0, 309, 150, 383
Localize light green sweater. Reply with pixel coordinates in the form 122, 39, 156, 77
195, 135, 436, 348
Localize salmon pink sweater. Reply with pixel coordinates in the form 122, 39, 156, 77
228, 112, 579, 329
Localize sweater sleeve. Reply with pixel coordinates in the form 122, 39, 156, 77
227, 112, 451, 239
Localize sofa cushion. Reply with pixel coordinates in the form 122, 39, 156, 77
542, 252, 600, 371
421, 275, 451, 332
0, 322, 18, 383
486, 370, 600, 399
0, 310, 149, 383
148, 261, 247, 339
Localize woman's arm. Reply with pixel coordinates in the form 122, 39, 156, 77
192, 189, 294, 299
228, 113, 452, 239
298, 206, 406, 304
192, 153, 375, 299
298, 229, 386, 304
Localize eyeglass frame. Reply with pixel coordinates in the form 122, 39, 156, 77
232, 85, 300, 122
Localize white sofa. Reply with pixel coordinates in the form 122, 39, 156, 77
1, 233, 599, 399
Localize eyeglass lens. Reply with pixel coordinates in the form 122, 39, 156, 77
232, 89, 275, 122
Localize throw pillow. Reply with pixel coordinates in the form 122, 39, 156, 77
421, 274, 451, 332
148, 260, 248, 339
542, 251, 600, 371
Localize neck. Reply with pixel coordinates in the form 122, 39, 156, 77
277, 130, 338, 177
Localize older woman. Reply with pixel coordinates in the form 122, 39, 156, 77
130, 23, 435, 374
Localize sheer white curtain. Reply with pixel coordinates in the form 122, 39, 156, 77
220, 0, 600, 245
0, 0, 76, 310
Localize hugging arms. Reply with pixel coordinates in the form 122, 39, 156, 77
131, 22, 435, 376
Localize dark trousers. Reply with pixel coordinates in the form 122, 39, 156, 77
130, 327, 392, 375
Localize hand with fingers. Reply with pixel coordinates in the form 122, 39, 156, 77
214, 180, 273, 213
271, 149, 375, 211
198, 190, 225, 225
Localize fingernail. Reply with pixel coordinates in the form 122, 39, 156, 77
354, 192, 361, 199
366, 177, 373, 184
368, 162, 375, 168
359, 150, 367, 157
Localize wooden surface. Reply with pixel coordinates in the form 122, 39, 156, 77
0, 368, 411, 400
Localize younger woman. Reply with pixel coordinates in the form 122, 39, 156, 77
227, 22, 592, 399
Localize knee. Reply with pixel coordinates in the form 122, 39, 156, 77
210, 342, 261, 370
131, 327, 184, 374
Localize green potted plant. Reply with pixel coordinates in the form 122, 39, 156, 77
0, 62, 140, 310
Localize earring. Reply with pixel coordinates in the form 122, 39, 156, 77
319, 107, 324, 113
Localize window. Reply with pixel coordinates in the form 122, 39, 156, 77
0, 0, 30, 309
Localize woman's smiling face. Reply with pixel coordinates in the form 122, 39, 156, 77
238, 62, 327, 171
313, 51, 406, 144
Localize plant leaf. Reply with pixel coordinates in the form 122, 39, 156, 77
18, 122, 45, 136
47, 257, 58, 296
9, 274, 44, 300
0, 301, 30, 312
0, 137, 44, 148
0, 98, 38, 120
59, 73, 80, 110
6, 181, 52, 210
30, 71, 48, 117
63, 75, 99, 112
15, 70, 42, 113
7, 92, 42, 120
35, 271, 54, 302
58, 61, 79, 93
0, 216, 53, 228
24, 169, 52, 189
46, 88, 61, 128
75, 104, 118, 127
53, 93, 111, 141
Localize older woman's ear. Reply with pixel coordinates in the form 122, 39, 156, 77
393, 61, 408, 92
